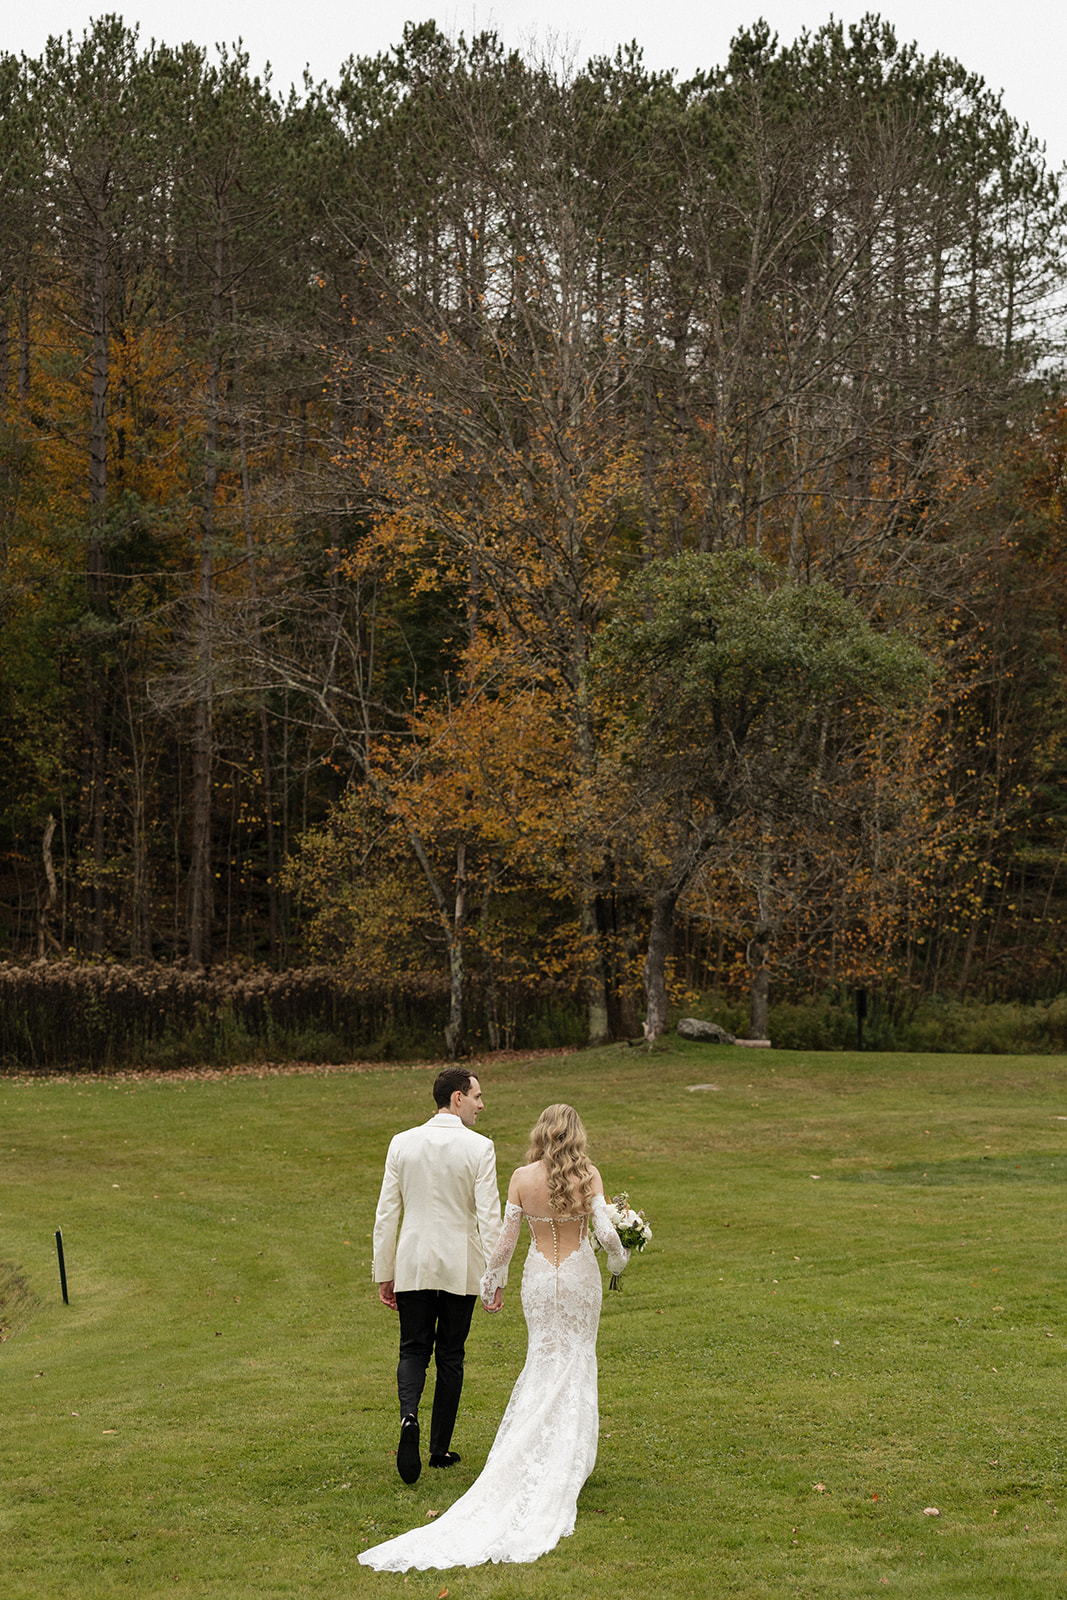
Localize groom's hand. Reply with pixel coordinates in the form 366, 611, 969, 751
483, 1287, 503, 1313
378, 1280, 398, 1311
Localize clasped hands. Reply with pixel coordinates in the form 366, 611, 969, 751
377, 1279, 502, 1313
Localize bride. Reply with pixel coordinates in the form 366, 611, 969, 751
358, 1102, 630, 1571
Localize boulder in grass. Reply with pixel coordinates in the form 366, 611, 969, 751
676, 1018, 736, 1044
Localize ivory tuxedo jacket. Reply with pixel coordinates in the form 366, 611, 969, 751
371, 1113, 505, 1296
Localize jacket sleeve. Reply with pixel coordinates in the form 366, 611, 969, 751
371, 1138, 402, 1282
474, 1139, 505, 1284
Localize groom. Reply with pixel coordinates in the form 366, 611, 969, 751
371, 1067, 504, 1484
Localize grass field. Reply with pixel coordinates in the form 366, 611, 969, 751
2, 1042, 1066, 1599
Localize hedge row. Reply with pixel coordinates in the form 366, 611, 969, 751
0, 961, 582, 1071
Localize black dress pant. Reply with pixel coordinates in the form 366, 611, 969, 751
395, 1289, 476, 1456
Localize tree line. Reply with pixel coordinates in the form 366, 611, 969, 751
2, 13, 1066, 1052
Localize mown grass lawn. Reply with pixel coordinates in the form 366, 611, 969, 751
2, 1042, 1066, 1599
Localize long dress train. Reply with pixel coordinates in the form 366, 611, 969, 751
358, 1193, 628, 1571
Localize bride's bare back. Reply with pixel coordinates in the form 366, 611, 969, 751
508, 1159, 605, 1265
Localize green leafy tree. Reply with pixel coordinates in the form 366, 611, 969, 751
592, 550, 931, 1038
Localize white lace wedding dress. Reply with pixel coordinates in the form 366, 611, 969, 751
358, 1193, 629, 1571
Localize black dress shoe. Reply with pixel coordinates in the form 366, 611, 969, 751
397, 1415, 421, 1483
430, 1451, 461, 1468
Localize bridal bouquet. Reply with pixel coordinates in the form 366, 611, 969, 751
603, 1193, 652, 1290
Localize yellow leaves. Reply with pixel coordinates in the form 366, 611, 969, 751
375, 671, 583, 864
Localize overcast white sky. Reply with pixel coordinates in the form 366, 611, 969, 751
6, 3, 1066, 171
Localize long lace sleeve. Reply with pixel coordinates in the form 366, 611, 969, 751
479, 1201, 523, 1306
591, 1193, 630, 1279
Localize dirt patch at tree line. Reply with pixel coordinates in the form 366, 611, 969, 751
0, 1046, 580, 1086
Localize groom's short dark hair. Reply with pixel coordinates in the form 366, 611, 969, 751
432, 1067, 474, 1107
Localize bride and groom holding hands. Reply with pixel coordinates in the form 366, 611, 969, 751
359, 1066, 631, 1572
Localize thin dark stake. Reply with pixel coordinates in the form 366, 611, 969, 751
55, 1229, 69, 1305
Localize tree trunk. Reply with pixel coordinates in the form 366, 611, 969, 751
127, 696, 151, 960
88, 711, 107, 956
480, 878, 501, 1052
579, 890, 611, 1045
86, 208, 110, 956
36, 815, 60, 958
642, 885, 680, 1042
443, 841, 468, 1058
188, 690, 213, 966
188, 228, 224, 967
957, 864, 991, 994
234, 329, 279, 957
403, 823, 469, 1059
0, 291, 9, 397
17, 280, 30, 404
747, 926, 771, 1040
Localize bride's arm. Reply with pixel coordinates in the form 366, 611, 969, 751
591, 1193, 630, 1279
479, 1171, 525, 1308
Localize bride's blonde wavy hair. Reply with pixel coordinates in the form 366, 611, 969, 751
526, 1104, 596, 1214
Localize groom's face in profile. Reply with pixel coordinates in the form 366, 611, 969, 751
455, 1076, 483, 1128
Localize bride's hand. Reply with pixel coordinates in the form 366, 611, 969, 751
482, 1286, 503, 1313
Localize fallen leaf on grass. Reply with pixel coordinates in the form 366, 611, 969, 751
923, 1507, 940, 1516
813, 1483, 827, 1493
425, 1510, 439, 1520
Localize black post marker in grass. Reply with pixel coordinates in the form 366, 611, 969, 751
55, 1229, 69, 1305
